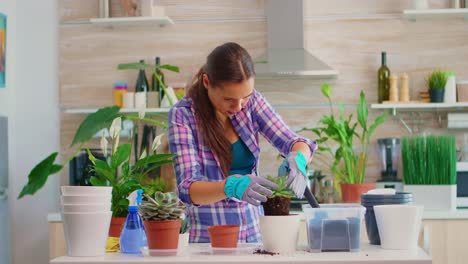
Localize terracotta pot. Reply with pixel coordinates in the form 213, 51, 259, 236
341, 183, 376, 203
207, 224, 240, 248
108, 217, 126, 237
144, 219, 182, 250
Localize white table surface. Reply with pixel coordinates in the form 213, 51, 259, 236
50, 243, 431, 264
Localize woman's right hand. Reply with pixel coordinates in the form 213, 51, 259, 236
223, 174, 278, 206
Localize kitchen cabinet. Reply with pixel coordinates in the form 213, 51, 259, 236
421, 219, 468, 264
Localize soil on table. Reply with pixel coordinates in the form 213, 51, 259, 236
262, 196, 291, 216
253, 248, 278, 256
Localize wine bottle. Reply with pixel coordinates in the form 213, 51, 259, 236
135, 60, 149, 93
378, 52, 391, 103
151, 57, 165, 105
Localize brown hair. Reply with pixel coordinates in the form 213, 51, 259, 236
188, 42, 255, 176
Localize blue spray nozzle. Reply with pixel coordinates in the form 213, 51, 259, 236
127, 189, 143, 207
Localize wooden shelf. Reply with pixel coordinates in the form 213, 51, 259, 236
89, 16, 174, 27
371, 102, 468, 110
403, 8, 468, 21
63, 108, 170, 114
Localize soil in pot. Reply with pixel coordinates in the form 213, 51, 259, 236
207, 224, 240, 248
262, 196, 291, 216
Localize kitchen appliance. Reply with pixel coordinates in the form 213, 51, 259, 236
69, 149, 108, 186
375, 138, 403, 192
254, 0, 338, 78
456, 162, 468, 209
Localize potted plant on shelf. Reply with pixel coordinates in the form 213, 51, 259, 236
18, 107, 175, 236
259, 176, 300, 254
402, 134, 457, 211
302, 84, 387, 203
427, 70, 448, 103
139, 191, 185, 251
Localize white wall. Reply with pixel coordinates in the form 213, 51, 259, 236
0, 0, 60, 264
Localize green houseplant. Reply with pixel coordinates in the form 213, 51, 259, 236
262, 176, 294, 216
139, 191, 185, 250
427, 70, 448, 103
402, 134, 457, 210
302, 84, 387, 203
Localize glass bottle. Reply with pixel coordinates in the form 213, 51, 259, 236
135, 60, 149, 93
378, 52, 391, 103
151, 57, 165, 105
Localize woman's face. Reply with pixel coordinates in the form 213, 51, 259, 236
203, 74, 254, 118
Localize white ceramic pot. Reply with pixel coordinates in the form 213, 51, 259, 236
259, 214, 300, 254
63, 211, 112, 256
178, 233, 189, 250
374, 204, 423, 250
61, 194, 111, 205
61, 186, 112, 196
62, 203, 111, 213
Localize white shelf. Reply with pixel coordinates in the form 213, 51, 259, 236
371, 102, 468, 110
403, 8, 468, 21
63, 108, 170, 114
89, 16, 174, 27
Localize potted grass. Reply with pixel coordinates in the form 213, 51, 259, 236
402, 134, 457, 211
178, 216, 190, 250
302, 84, 387, 203
259, 176, 300, 254
139, 191, 185, 252
427, 70, 448, 103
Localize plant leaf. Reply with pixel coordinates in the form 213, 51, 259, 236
134, 153, 175, 170
18, 153, 63, 199
321, 83, 332, 98
72, 106, 121, 146
90, 176, 107, 186
159, 64, 180, 73
111, 143, 131, 170
367, 112, 388, 142
357, 91, 368, 130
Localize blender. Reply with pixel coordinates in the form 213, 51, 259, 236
376, 138, 403, 192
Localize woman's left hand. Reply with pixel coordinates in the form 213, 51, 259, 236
280, 152, 308, 187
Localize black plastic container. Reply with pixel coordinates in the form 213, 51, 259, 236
361, 192, 413, 245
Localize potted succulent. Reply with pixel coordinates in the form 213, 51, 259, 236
139, 191, 185, 251
402, 134, 457, 210
259, 176, 300, 254
302, 84, 387, 203
427, 70, 448, 103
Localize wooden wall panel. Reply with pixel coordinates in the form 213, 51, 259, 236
59, 0, 468, 188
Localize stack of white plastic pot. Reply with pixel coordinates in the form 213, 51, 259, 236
61, 186, 112, 257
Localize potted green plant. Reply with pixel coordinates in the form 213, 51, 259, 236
402, 134, 457, 210
18, 61, 179, 236
303, 84, 387, 203
427, 70, 448, 103
139, 191, 185, 251
259, 176, 300, 254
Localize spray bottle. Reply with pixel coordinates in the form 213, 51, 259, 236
120, 189, 147, 254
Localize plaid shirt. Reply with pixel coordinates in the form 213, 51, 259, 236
168, 90, 317, 243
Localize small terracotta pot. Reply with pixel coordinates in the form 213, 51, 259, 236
144, 219, 182, 250
207, 225, 240, 248
108, 217, 126, 237
341, 183, 376, 203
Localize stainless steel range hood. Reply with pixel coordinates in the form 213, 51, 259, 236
254, 0, 338, 79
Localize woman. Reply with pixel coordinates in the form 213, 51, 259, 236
168, 42, 317, 243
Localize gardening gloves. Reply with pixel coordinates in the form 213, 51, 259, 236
278, 152, 309, 198
224, 174, 279, 206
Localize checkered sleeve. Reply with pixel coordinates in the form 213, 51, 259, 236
251, 90, 317, 157
168, 106, 204, 205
